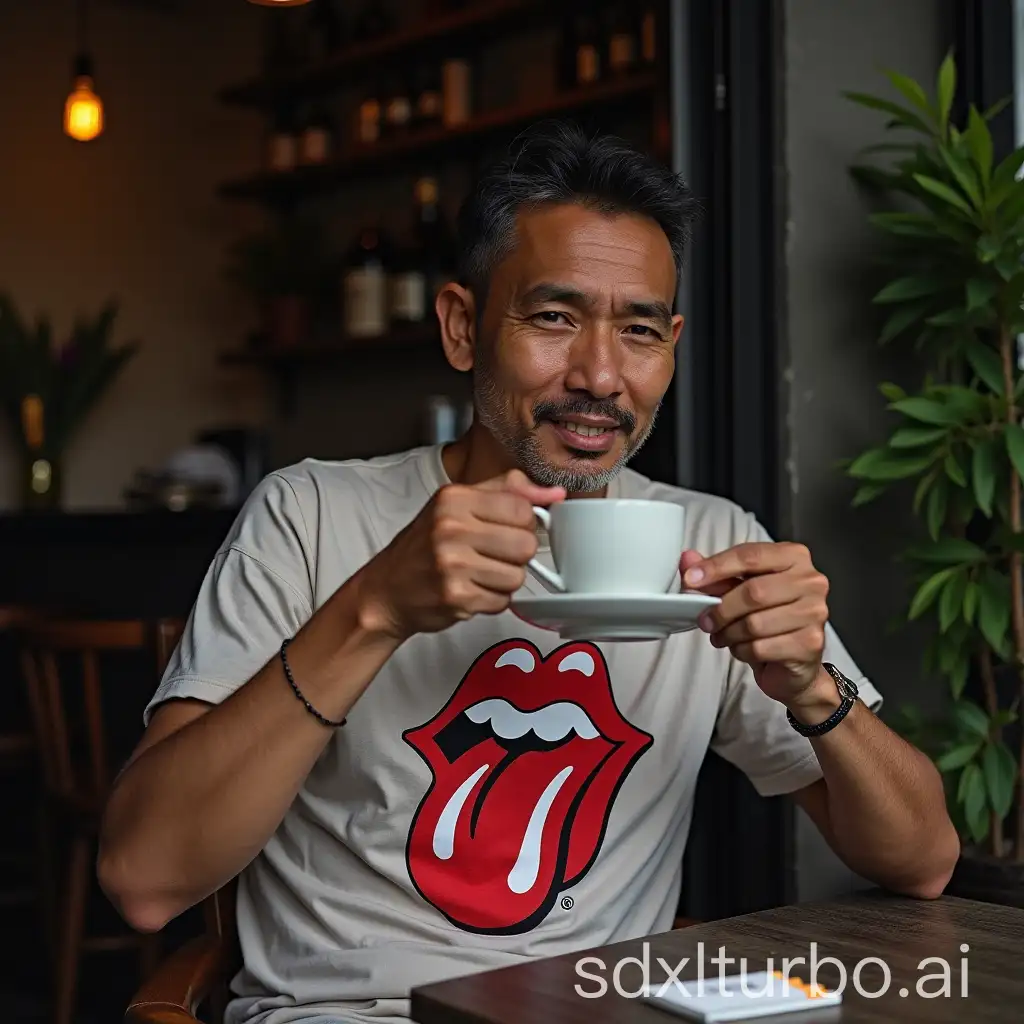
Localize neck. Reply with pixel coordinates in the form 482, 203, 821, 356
440, 422, 610, 498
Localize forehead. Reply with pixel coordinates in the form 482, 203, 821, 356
498, 203, 676, 300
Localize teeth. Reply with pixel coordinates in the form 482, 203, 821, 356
465, 698, 599, 742
560, 421, 609, 437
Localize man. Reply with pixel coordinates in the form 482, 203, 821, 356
99, 121, 958, 1024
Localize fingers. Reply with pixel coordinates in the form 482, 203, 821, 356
699, 572, 826, 633
680, 550, 741, 598
730, 626, 827, 668
684, 542, 811, 589
704, 597, 824, 649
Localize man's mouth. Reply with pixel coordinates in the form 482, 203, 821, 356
403, 640, 652, 934
548, 419, 620, 453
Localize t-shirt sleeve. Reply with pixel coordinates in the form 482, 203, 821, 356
143, 471, 316, 727
708, 514, 884, 797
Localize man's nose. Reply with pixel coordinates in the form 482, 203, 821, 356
564, 324, 624, 399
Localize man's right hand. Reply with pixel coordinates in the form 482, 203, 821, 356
358, 469, 565, 641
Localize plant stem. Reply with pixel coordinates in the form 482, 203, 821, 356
980, 645, 1004, 857
999, 325, 1024, 861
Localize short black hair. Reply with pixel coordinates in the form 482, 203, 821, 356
456, 120, 700, 301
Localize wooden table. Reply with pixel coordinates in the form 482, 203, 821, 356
410, 891, 1024, 1022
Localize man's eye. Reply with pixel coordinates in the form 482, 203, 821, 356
625, 324, 661, 338
534, 311, 571, 325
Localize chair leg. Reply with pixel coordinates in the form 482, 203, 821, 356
53, 836, 89, 1024
35, 798, 57, 957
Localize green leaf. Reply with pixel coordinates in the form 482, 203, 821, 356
972, 437, 998, 516
963, 579, 980, 624
945, 451, 967, 486
913, 173, 976, 218
950, 654, 971, 698
937, 52, 956, 133
940, 570, 968, 631
847, 447, 935, 480
873, 276, 942, 303
906, 537, 986, 563
879, 381, 907, 402
890, 396, 960, 424
966, 104, 994, 185
1006, 422, 1024, 481
879, 300, 930, 344
982, 742, 1016, 820
926, 477, 948, 538
959, 762, 990, 843
978, 567, 1011, 652
983, 95, 1012, 122
868, 211, 942, 237
852, 482, 886, 506
844, 91, 934, 134
909, 566, 958, 619
937, 741, 982, 771
966, 277, 997, 311
889, 426, 947, 448
965, 339, 1005, 394
883, 69, 935, 119
940, 146, 982, 207
954, 700, 990, 739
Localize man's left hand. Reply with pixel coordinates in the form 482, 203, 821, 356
681, 543, 831, 708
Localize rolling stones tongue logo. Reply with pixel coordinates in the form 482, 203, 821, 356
403, 639, 652, 934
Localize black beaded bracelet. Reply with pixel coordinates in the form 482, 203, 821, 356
280, 638, 346, 728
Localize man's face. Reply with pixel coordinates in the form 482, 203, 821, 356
471, 203, 683, 494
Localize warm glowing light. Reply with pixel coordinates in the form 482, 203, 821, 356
64, 74, 103, 141
247, 1, 312, 6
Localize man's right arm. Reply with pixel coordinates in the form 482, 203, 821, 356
98, 468, 563, 933
97, 564, 401, 932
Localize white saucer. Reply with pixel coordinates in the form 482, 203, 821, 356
510, 591, 722, 641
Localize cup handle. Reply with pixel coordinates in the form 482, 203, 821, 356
527, 506, 566, 592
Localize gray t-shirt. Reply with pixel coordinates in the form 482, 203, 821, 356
146, 444, 882, 1024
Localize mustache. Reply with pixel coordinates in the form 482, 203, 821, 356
532, 396, 637, 435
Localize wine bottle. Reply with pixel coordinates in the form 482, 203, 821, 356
413, 63, 443, 128
573, 14, 601, 85
355, 80, 382, 144
414, 176, 457, 301
266, 105, 298, 171
382, 72, 414, 138
389, 229, 427, 326
604, 3, 637, 76
442, 55, 473, 127
343, 225, 390, 338
640, 5, 657, 65
300, 102, 335, 164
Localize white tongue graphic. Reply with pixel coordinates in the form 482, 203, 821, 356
432, 764, 488, 860
507, 766, 574, 894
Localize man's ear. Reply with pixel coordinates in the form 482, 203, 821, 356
436, 283, 476, 372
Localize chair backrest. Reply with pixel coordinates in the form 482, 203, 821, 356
19, 617, 185, 806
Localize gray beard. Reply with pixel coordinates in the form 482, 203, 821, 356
472, 367, 659, 493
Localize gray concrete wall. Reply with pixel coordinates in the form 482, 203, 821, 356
781, 0, 948, 901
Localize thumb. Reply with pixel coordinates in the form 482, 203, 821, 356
679, 549, 737, 597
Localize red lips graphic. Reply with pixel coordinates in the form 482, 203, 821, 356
403, 638, 653, 934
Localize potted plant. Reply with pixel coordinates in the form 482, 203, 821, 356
0, 293, 139, 510
224, 216, 334, 351
841, 54, 1024, 903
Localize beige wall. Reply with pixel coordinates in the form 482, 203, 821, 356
0, 0, 268, 510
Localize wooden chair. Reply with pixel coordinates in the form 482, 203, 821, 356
19, 615, 185, 1024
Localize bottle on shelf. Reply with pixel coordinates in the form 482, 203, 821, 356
299, 101, 335, 165
604, 3, 637, 77
412, 63, 444, 129
441, 54, 473, 127
414, 176, 457, 302
343, 224, 391, 339
355, 80, 383, 145
424, 395, 459, 445
639, 5, 657, 65
389, 229, 427, 326
570, 13, 602, 87
351, 1, 393, 43
266, 105, 298, 172
382, 72, 414, 138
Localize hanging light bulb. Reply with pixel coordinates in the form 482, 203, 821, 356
64, 0, 103, 141
65, 54, 103, 141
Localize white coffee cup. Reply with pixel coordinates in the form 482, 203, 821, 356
527, 499, 686, 594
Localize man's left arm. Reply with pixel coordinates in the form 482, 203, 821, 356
683, 541, 960, 900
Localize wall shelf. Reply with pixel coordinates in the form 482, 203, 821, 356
217, 72, 658, 204
220, 0, 546, 109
